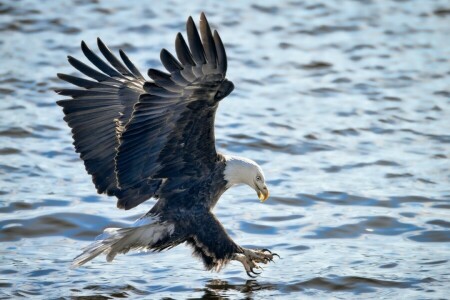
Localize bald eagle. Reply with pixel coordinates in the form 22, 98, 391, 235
56, 13, 277, 277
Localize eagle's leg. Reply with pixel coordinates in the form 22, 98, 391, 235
189, 212, 242, 271
191, 212, 278, 276
232, 248, 279, 277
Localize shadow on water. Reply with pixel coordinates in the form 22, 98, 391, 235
67, 280, 274, 299
67, 276, 433, 299
194, 279, 277, 299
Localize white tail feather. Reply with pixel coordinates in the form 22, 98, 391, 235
71, 216, 174, 268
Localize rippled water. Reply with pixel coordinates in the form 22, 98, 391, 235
1, 0, 449, 298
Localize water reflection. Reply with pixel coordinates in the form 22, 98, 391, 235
200, 279, 277, 299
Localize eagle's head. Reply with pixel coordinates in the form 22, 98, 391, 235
223, 155, 270, 202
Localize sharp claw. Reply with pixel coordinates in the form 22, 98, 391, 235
236, 248, 278, 277
250, 267, 261, 275
246, 271, 257, 278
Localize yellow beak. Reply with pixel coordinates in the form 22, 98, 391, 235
257, 186, 270, 202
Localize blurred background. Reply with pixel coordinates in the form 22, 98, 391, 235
0, 0, 449, 298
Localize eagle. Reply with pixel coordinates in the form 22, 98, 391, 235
56, 13, 277, 277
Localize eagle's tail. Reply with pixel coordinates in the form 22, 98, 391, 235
71, 216, 175, 268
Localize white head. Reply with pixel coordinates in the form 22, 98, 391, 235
223, 155, 270, 202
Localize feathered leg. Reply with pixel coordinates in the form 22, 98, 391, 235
189, 212, 278, 276
188, 212, 242, 271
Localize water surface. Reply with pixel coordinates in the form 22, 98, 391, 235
1, 0, 449, 299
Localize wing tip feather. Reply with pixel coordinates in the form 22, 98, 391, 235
200, 12, 208, 27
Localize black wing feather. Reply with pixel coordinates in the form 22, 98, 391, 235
213, 30, 227, 74
199, 12, 217, 66
186, 16, 206, 65
97, 38, 135, 77
160, 49, 183, 73
67, 55, 111, 82
57, 14, 232, 210
119, 49, 145, 80
81, 41, 123, 78
147, 69, 184, 93
57, 41, 162, 209
175, 33, 195, 66
116, 14, 232, 191
56, 73, 100, 89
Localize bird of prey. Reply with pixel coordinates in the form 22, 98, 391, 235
56, 13, 277, 277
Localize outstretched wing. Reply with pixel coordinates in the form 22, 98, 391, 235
56, 39, 162, 208
116, 13, 234, 192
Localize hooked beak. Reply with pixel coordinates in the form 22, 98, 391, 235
256, 185, 270, 202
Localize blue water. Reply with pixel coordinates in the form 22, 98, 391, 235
1, 0, 449, 298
